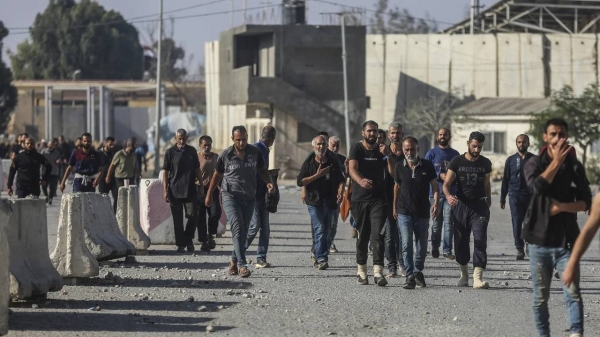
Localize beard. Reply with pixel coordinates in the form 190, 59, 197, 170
82, 144, 91, 149
364, 136, 377, 145
202, 148, 211, 154
468, 150, 480, 158
438, 139, 449, 146
518, 146, 528, 153
406, 155, 418, 164
314, 149, 326, 157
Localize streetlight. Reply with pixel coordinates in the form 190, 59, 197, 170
340, 13, 351, 157
154, 0, 163, 176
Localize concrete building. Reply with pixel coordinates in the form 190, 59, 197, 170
205, 23, 366, 178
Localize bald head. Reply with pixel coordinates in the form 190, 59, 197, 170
261, 125, 277, 147
312, 135, 327, 157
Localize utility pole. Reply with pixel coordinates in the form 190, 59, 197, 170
154, 0, 163, 176
340, 14, 351, 157
231, 0, 234, 27
243, 0, 247, 24
470, 0, 475, 34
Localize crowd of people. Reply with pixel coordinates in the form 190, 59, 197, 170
4, 117, 600, 337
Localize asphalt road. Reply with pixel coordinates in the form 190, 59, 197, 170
7, 185, 600, 336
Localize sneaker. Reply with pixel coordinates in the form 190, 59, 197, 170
386, 268, 398, 278
314, 261, 329, 270
228, 261, 238, 275
329, 244, 338, 253
554, 269, 560, 279
431, 249, 440, 258
403, 275, 416, 289
176, 246, 186, 253
186, 243, 195, 253
48, 198, 52, 206
374, 274, 388, 287
357, 274, 369, 285
398, 264, 407, 277
350, 228, 358, 239
311, 255, 316, 264
516, 248, 525, 260
200, 241, 210, 252
415, 272, 427, 288
255, 259, 270, 268
443, 253, 455, 260
239, 266, 251, 278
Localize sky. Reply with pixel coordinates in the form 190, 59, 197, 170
0, 0, 498, 75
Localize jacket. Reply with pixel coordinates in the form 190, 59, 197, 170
500, 152, 533, 203
297, 151, 345, 207
522, 151, 592, 248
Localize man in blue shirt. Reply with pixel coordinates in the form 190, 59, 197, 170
60, 133, 103, 193
245, 126, 277, 268
500, 134, 533, 260
425, 127, 460, 260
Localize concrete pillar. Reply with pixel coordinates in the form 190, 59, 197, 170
0, 200, 9, 335
116, 186, 151, 251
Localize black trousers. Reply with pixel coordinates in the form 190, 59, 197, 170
352, 199, 387, 266
42, 175, 59, 200
452, 199, 490, 269
17, 183, 40, 198
197, 188, 221, 242
98, 177, 118, 212
170, 195, 198, 247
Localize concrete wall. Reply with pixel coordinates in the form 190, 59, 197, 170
367, 33, 600, 127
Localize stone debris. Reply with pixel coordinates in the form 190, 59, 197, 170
88, 306, 101, 311
242, 293, 252, 299
453, 317, 458, 321
31, 304, 39, 309
216, 305, 225, 310
206, 325, 215, 332
198, 306, 207, 312
186, 296, 195, 302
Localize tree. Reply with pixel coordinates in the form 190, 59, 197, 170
0, 22, 18, 133
369, 0, 438, 34
401, 91, 466, 149
9, 0, 143, 80
529, 84, 600, 167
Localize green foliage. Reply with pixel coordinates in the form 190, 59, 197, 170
0, 21, 18, 133
529, 84, 600, 166
585, 156, 600, 186
370, 0, 438, 34
9, 0, 143, 80
149, 38, 187, 82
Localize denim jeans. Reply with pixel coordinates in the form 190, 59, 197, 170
222, 195, 255, 265
245, 197, 270, 260
327, 205, 340, 248
307, 203, 334, 263
398, 214, 429, 276
508, 196, 528, 249
384, 218, 402, 269
430, 198, 453, 254
529, 244, 583, 337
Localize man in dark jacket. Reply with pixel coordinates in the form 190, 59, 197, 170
523, 118, 591, 337
500, 134, 534, 260
297, 135, 345, 270
8, 137, 52, 198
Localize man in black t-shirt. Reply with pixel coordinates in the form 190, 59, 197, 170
393, 137, 438, 289
349, 120, 395, 287
162, 129, 203, 253
443, 131, 493, 289
297, 135, 345, 270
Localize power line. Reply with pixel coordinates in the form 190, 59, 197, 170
7, 0, 275, 36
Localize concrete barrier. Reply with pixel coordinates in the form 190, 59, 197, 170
0, 200, 9, 335
50, 193, 99, 279
140, 177, 227, 244
1, 159, 13, 193
8, 198, 63, 299
82, 193, 136, 260
117, 186, 151, 251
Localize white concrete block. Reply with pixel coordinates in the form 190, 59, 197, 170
520, 34, 545, 98
571, 35, 596, 96
451, 35, 475, 98
547, 34, 573, 92
140, 178, 176, 244
0, 200, 9, 335
50, 193, 99, 278
117, 186, 151, 250
8, 199, 63, 299
1, 160, 14, 193
428, 35, 452, 94
82, 193, 136, 260
474, 34, 497, 98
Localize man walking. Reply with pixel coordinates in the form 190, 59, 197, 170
98, 137, 118, 211
106, 138, 140, 188
523, 118, 591, 337
162, 129, 203, 253
326, 135, 346, 253
298, 135, 345, 270
197, 135, 220, 252
245, 126, 277, 268
348, 120, 395, 286
205, 126, 273, 278
443, 131, 492, 289
60, 133, 103, 193
425, 127, 460, 260
8, 137, 52, 198
500, 134, 534, 260
393, 137, 438, 289
41, 138, 62, 205
384, 122, 405, 277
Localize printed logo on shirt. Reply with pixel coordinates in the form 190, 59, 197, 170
457, 166, 487, 173
364, 158, 378, 161
248, 155, 254, 163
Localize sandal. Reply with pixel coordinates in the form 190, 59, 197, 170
228, 261, 238, 275
239, 266, 251, 278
